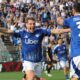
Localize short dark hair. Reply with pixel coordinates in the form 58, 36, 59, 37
73, 2, 80, 13
57, 37, 62, 41
25, 17, 35, 23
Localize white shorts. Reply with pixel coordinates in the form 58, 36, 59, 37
22, 61, 42, 77
70, 56, 80, 78
59, 60, 69, 68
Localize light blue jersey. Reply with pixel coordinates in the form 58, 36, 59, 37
63, 15, 80, 58
13, 28, 51, 62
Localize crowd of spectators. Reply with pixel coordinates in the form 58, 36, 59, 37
0, 0, 79, 62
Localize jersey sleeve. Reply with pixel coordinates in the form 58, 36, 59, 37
41, 28, 51, 36
63, 18, 70, 28
13, 29, 23, 38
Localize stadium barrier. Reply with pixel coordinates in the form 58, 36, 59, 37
0, 62, 22, 72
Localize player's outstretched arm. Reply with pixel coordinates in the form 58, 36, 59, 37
51, 28, 71, 34
51, 16, 71, 34
0, 27, 13, 34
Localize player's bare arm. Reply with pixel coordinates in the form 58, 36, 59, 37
0, 27, 13, 34
51, 16, 71, 34
51, 28, 71, 34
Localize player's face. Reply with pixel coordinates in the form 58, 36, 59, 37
58, 39, 63, 45
26, 20, 35, 33
57, 17, 64, 26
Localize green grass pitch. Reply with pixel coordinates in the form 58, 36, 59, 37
0, 70, 65, 80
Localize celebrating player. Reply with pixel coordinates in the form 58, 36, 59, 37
57, 2, 80, 80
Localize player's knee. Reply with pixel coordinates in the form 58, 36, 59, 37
35, 77, 46, 80
22, 78, 26, 80
40, 77, 46, 80
25, 71, 35, 80
26, 75, 35, 80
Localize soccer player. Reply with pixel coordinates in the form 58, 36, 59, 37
0, 17, 70, 80
53, 38, 69, 80
43, 36, 57, 77
57, 2, 80, 80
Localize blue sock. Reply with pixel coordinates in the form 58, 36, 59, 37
65, 74, 69, 80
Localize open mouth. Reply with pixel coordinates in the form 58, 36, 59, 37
29, 27, 35, 32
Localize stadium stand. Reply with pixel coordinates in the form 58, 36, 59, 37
0, 34, 20, 62
0, 36, 12, 62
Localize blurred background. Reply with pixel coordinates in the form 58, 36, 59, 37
0, 0, 79, 72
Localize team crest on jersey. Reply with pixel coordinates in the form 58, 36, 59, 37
58, 48, 60, 51
35, 34, 40, 37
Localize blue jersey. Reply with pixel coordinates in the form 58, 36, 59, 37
63, 15, 80, 58
53, 44, 68, 61
13, 28, 51, 62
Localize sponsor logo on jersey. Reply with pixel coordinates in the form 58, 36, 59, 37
25, 39, 38, 44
